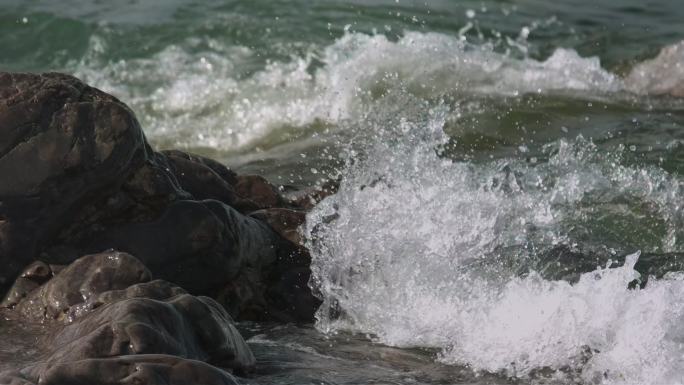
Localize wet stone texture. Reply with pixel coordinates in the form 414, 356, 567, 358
0, 252, 254, 384
0, 72, 331, 384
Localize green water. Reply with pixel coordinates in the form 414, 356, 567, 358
3, 1, 684, 175
3, 0, 684, 68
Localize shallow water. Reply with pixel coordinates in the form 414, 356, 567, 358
3, 1, 684, 384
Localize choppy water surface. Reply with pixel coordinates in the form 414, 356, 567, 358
3, 1, 684, 384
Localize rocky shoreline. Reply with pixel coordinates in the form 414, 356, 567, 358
0, 72, 333, 384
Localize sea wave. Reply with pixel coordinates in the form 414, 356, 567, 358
304, 92, 684, 384
73, 30, 628, 151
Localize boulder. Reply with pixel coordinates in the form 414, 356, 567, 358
0, 252, 254, 385
0, 72, 319, 322
0, 72, 152, 286
1, 355, 241, 385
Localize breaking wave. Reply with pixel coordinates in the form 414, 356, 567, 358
304, 94, 684, 384
73, 30, 627, 151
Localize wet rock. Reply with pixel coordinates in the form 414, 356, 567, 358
0, 252, 254, 385
163, 149, 238, 185
0, 71, 332, 384
0, 261, 53, 308
217, 242, 319, 322
75, 279, 187, 313
13, 251, 151, 320
250, 208, 306, 246
0, 279, 38, 309
235, 174, 284, 209
81, 200, 283, 295
265, 265, 320, 322
283, 179, 339, 210
0, 72, 150, 286
19, 261, 53, 282
0, 72, 318, 323
1, 355, 240, 385
162, 150, 239, 206
45, 294, 254, 372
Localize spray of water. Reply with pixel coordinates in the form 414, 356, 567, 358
304, 90, 684, 384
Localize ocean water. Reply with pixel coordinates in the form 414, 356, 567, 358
3, 1, 684, 384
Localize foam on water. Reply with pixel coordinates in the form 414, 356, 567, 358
304, 96, 684, 384
625, 40, 684, 98
73, 31, 623, 151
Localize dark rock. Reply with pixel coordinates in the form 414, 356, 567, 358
1, 355, 241, 385
0, 278, 38, 309
162, 150, 239, 206
13, 251, 151, 320
162, 149, 238, 185
74, 279, 187, 315
0, 72, 150, 286
81, 200, 283, 295
0, 261, 54, 308
45, 294, 254, 372
235, 174, 284, 209
217, 242, 319, 322
0, 252, 254, 385
265, 266, 320, 323
250, 208, 306, 247
0, 72, 318, 323
283, 179, 339, 210
19, 261, 53, 282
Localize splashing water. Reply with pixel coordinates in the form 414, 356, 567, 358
304, 91, 684, 384
73, 31, 626, 151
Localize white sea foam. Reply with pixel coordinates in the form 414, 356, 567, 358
304, 98, 684, 384
73, 31, 622, 151
625, 40, 684, 98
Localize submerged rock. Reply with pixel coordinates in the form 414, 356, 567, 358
0, 71, 319, 322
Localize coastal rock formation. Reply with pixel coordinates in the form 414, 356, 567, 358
0, 252, 253, 385
0, 71, 318, 322
0, 71, 327, 384
1, 356, 243, 385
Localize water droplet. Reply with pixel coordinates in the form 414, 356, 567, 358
520, 26, 530, 39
